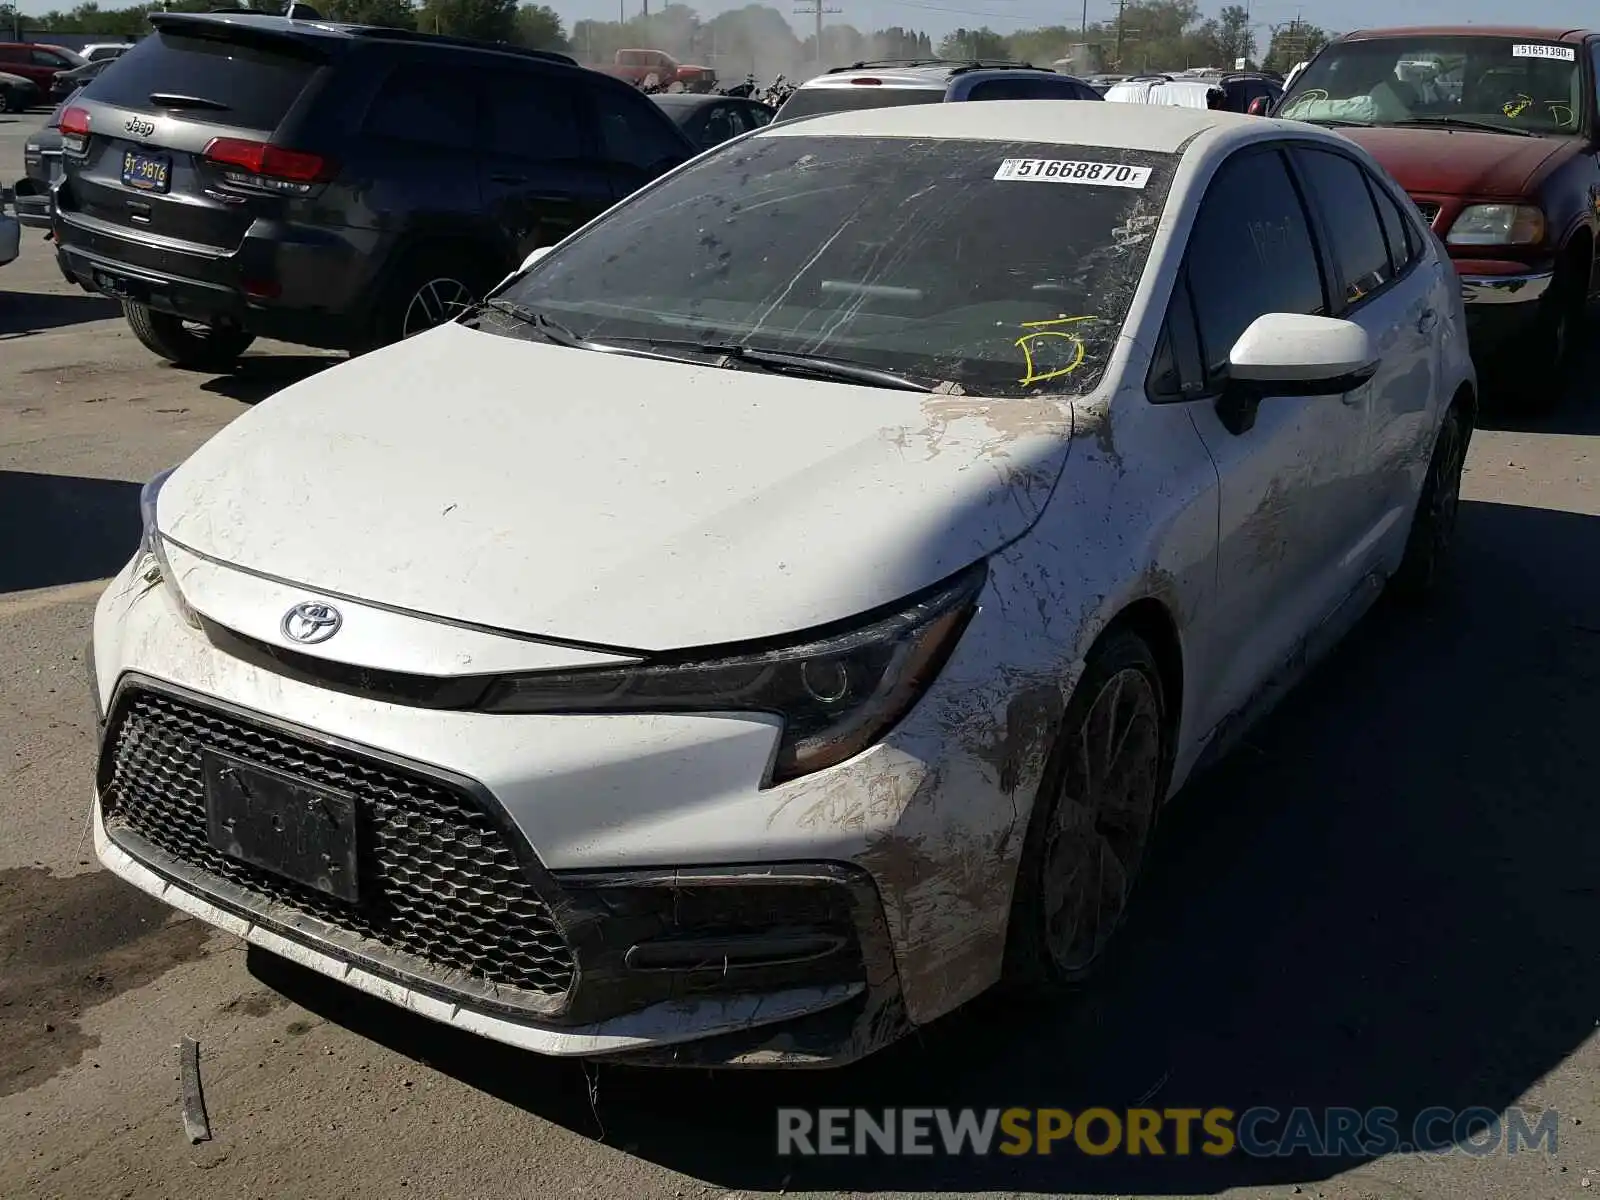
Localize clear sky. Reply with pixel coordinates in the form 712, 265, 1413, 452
14, 0, 1600, 41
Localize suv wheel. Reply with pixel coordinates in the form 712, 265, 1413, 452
123, 303, 256, 371
365, 249, 495, 351
0, 87, 18, 114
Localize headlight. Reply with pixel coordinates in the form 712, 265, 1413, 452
1445, 204, 1545, 246
479, 561, 987, 783
139, 466, 201, 629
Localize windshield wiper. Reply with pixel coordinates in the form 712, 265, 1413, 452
148, 93, 231, 111
476, 301, 711, 362
1390, 115, 1539, 137
624, 338, 934, 392
1294, 116, 1373, 127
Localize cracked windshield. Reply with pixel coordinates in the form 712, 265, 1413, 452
489, 136, 1175, 397
1280, 35, 1585, 134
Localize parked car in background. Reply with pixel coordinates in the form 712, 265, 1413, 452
52, 11, 697, 370
0, 42, 84, 95
650, 91, 773, 150
774, 60, 1103, 121
91, 100, 1474, 1071
14, 91, 72, 229
595, 47, 717, 93
1105, 75, 1225, 109
1277, 24, 1600, 411
1085, 73, 1130, 95
0, 70, 41, 112
51, 56, 110, 102
79, 42, 135, 63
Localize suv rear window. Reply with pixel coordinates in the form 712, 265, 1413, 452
775, 86, 945, 121
82, 30, 322, 131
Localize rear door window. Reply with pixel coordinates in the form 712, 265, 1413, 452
483, 70, 584, 161
589, 85, 686, 170
1292, 146, 1396, 307
83, 31, 322, 131
363, 71, 477, 149
1367, 173, 1417, 274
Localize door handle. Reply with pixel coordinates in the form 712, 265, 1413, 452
490, 173, 528, 184
1417, 309, 1438, 333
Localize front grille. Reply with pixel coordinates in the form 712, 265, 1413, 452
101, 688, 576, 1006
1414, 200, 1441, 226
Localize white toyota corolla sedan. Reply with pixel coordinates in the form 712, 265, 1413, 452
90, 101, 1474, 1068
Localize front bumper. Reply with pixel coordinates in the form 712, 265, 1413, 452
86, 547, 1053, 1065
1460, 270, 1552, 359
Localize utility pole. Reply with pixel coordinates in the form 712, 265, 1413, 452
1114, 0, 1124, 66
793, 0, 842, 67
1080, 0, 1087, 36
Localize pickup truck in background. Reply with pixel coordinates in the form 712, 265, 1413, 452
594, 48, 717, 92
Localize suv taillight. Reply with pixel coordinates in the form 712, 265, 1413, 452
59, 105, 90, 154
202, 137, 333, 194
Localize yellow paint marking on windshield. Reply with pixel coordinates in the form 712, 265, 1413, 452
1016, 315, 1094, 385
1504, 94, 1533, 119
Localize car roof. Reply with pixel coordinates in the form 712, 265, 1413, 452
758, 97, 1256, 152
796, 59, 1052, 90
145, 10, 579, 65
1341, 25, 1592, 43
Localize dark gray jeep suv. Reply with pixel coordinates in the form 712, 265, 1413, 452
52, 11, 697, 369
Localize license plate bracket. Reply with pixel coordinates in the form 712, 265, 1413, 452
203, 749, 361, 903
121, 148, 171, 194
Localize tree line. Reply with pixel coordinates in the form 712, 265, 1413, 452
1, 0, 1330, 78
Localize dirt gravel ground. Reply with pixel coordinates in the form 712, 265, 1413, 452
2, 108, 1598, 1199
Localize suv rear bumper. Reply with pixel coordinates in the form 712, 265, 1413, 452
54, 211, 378, 350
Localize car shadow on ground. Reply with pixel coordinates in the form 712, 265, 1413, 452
197, 354, 342, 404
1474, 332, 1600, 435
251, 496, 1600, 1193
0, 289, 121, 338
0, 471, 141, 594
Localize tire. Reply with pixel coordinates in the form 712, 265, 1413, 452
123, 302, 255, 371
362, 247, 498, 353
1389, 404, 1471, 602
1003, 628, 1171, 991
0, 88, 16, 115
1505, 257, 1586, 415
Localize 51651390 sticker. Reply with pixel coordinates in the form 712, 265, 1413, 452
994, 159, 1152, 188
1511, 43, 1576, 61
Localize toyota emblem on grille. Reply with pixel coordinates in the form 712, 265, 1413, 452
281, 601, 342, 644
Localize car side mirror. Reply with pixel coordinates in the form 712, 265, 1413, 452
1247, 96, 1269, 116
1216, 313, 1377, 435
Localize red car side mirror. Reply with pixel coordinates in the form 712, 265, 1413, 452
1248, 96, 1270, 116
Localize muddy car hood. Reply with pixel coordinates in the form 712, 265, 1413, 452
1337, 125, 1574, 197
158, 323, 1077, 652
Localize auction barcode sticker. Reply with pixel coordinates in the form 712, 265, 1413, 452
995, 159, 1151, 188
1512, 43, 1575, 61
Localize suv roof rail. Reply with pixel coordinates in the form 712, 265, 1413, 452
825, 56, 1037, 74
151, 10, 575, 64
346, 25, 577, 63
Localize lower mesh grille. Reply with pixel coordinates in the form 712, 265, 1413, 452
101, 687, 576, 1004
